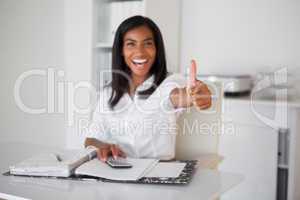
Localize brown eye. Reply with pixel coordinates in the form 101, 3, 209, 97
144, 41, 154, 47
125, 42, 134, 47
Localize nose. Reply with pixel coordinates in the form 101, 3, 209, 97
134, 44, 146, 55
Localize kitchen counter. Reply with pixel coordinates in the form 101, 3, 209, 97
220, 93, 300, 130
224, 95, 300, 108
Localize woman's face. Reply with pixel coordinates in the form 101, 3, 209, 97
122, 26, 156, 83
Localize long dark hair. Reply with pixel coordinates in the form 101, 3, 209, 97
108, 15, 168, 109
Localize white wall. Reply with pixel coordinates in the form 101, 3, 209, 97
0, 0, 65, 147
180, 0, 300, 77
144, 0, 181, 73
2, 0, 299, 149
64, 0, 94, 149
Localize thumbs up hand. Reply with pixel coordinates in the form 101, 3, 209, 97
170, 60, 212, 109
187, 60, 212, 109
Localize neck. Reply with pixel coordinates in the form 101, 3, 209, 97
133, 76, 146, 87
129, 75, 149, 95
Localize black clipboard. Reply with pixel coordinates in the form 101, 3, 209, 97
3, 160, 197, 185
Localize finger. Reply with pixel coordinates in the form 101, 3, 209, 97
192, 90, 211, 105
117, 148, 127, 158
194, 97, 211, 105
100, 148, 109, 162
96, 149, 102, 160
192, 95, 211, 103
188, 80, 204, 94
191, 91, 211, 100
190, 80, 206, 92
189, 59, 197, 87
195, 104, 210, 110
199, 103, 211, 109
191, 84, 211, 98
193, 93, 211, 104
110, 145, 118, 159
112, 145, 126, 158
194, 98, 212, 109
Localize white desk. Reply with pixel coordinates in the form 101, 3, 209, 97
0, 142, 243, 200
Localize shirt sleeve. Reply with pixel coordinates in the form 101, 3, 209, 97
159, 73, 187, 116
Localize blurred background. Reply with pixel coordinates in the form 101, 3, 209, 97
0, 0, 299, 199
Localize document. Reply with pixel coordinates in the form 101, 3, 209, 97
144, 162, 186, 178
75, 158, 158, 181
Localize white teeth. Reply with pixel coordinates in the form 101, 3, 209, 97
132, 59, 147, 64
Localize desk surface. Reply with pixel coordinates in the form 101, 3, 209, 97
0, 142, 243, 200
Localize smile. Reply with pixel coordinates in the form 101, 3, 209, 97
132, 59, 148, 67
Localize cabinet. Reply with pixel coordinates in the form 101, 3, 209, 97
219, 98, 300, 200
92, 0, 181, 89
219, 123, 278, 200
219, 99, 278, 200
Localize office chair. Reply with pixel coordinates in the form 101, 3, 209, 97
176, 82, 223, 169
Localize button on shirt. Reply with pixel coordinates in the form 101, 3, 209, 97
88, 74, 186, 160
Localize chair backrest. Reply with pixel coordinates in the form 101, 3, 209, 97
175, 82, 223, 160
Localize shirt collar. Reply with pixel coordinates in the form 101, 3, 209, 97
136, 75, 155, 92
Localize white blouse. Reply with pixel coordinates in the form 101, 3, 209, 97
87, 74, 186, 160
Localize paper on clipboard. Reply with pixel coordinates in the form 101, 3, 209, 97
143, 162, 186, 178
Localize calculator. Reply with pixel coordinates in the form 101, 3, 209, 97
106, 157, 133, 169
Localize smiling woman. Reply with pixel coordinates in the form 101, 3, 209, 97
84, 15, 212, 161
110, 16, 168, 107
122, 26, 156, 93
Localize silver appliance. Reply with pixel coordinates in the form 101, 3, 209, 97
198, 75, 253, 96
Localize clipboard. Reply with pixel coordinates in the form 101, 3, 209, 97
3, 160, 197, 185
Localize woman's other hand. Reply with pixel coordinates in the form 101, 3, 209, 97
97, 143, 126, 162
85, 138, 126, 162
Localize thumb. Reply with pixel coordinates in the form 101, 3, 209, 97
189, 59, 197, 87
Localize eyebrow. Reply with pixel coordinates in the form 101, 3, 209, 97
124, 37, 154, 42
